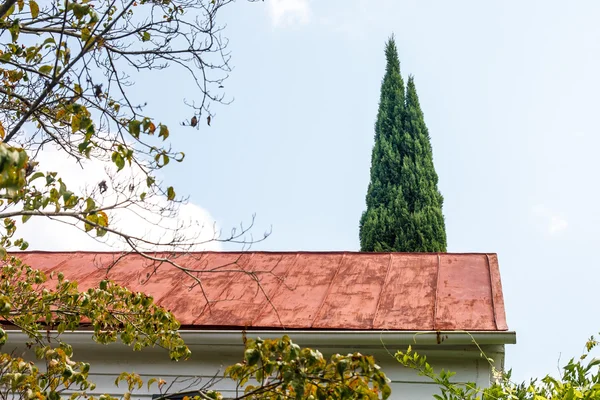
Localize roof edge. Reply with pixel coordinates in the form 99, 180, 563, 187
9, 250, 499, 256
5, 330, 517, 346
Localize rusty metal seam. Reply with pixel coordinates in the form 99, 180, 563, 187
311, 253, 346, 328
192, 252, 255, 324
372, 253, 394, 329
181, 252, 212, 320
253, 253, 298, 325
54, 255, 75, 276
218, 252, 256, 299
433, 254, 441, 331
486, 254, 498, 330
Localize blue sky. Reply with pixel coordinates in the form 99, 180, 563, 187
25, 0, 600, 386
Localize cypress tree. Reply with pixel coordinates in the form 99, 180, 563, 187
359, 37, 447, 252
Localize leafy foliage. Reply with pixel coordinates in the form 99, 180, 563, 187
0, 343, 97, 400
0, 256, 189, 358
397, 335, 600, 400
224, 335, 391, 399
359, 37, 447, 252
0, 1, 276, 399
64, 336, 392, 400
0, 0, 267, 388
0, 0, 262, 255
0, 255, 190, 400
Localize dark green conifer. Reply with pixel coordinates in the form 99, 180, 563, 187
359, 38, 447, 252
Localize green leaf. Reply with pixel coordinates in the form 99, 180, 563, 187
29, 0, 39, 18
28, 171, 44, 182
382, 383, 392, 399
9, 22, 20, 42
142, 118, 151, 132
244, 349, 260, 366
22, 214, 31, 223
128, 120, 141, 139
84, 214, 97, 232
42, 37, 56, 46
81, 27, 91, 44
71, 3, 90, 19
111, 152, 125, 171
147, 378, 157, 390
158, 124, 169, 140
38, 65, 52, 75
115, 372, 128, 387
85, 197, 95, 212
142, 31, 151, 42
167, 186, 175, 201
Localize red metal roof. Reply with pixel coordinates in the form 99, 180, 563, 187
15, 252, 508, 331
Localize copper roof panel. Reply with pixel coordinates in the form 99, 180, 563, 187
312, 253, 390, 329
434, 254, 495, 330
191, 253, 293, 327
253, 253, 346, 328
373, 253, 439, 330
11, 251, 509, 331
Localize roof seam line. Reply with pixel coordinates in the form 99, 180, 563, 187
486, 254, 499, 330
372, 253, 394, 329
253, 253, 298, 326
311, 253, 346, 328
192, 252, 255, 325
433, 254, 441, 331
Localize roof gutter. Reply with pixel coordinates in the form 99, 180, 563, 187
180, 330, 517, 346
5, 330, 516, 347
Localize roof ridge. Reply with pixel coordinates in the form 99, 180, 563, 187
11, 250, 499, 256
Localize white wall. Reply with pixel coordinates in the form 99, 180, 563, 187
3, 333, 505, 400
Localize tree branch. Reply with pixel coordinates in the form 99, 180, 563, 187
0, 0, 17, 20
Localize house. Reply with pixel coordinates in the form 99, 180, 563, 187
5, 251, 515, 399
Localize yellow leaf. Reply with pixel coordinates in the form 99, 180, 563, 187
81, 27, 91, 44
71, 114, 81, 132
96, 210, 108, 227
0, 121, 5, 139
29, 0, 39, 19
55, 108, 66, 122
